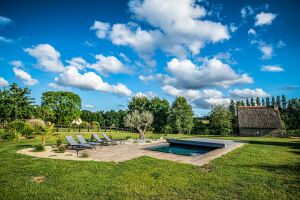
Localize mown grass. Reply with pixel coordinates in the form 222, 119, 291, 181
0, 132, 299, 200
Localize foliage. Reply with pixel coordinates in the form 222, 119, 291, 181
128, 96, 150, 113
162, 124, 173, 135
41, 91, 81, 125
149, 97, 170, 133
192, 118, 209, 135
170, 96, 193, 134
80, 150, 89, 158
0, 128, 20, 141
209, 105, 232, 135
285, 98, 300, 129
33, 144, 45, 152
56, 145, 66, 153
56, 137, 63, 146
124, 110, 153, 139
27, 119, 54, 145
7, 120, 34, 138
0, 83, 35, 122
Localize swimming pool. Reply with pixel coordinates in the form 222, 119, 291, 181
148, 144, 217, 156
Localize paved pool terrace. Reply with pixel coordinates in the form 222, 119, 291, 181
18, 138, 245, 166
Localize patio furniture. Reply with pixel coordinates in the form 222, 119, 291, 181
76, 135, 102, 148
65, 135, 95, 150
91, 133, 110, 145
102, 133, 125, 145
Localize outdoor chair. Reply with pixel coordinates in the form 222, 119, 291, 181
102, 133, 125, 145
76, 135, 102, 148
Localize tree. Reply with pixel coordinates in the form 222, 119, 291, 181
286, 99, 300, 129
271, 96, 275, 107
256, 97, 261, 106
192, 118, 208, 135
262, 98, 265, 106
209, 105, 232, 135
282, 95, 287, 111
124, 110, 153, 139
229, 100, 236, 116
250, 97, 255, 106
170, 96, 193, 134
240, 100, 245, 106
0, 83, 35, 122
276, 96, 282, 110
27, 119, 54, 146
266, 97, 270, 106
149, 97, 170, 133
128, 96, 150, 113
246, 98, 250, 106
41, 91, 81, 125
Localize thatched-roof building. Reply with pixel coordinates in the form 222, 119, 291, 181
237, 106, 282, 136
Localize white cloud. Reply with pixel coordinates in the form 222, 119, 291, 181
260, 45, 273, 59
165, 58, 253, 89
277, 40, 286, 48
255, 12, 277, 26
229, 88, 269, 99
135, 91, 156, 98
66, 57, 89, 70
261, 65, 284, 72
82, 40, 97, 47
91, 21, 110, 38
0, 36, 13, 43
91, 54, 129, 75
13, 68, 38, 86
9, 60, 24, 68
248, 28, 256, 35
0, 77, 9, 87
92, 0, 230, 64
162, 85, 230, 109
84, 104, 94, 108
0, 16, 12, 26
48, 82, 69, 91
24, 44, 65, 72
229, 23, 237, 32
54, 66, 132, 96
241, 6, 254, 18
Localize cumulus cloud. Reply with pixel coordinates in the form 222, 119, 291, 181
0, 77, 9, 87
162, 85, 230, 109
255, 12, 277, 26
48, 82, 69, 91
229, 88, 269, 99
241, 6, 254, 18
260, 45, 273, 59
10, 60, 24, 68
92, 0, 230, 64
90, 54, 129, 76
66, 57, 89, 70
91, 21, 110, 38
135, 91, 157, 98
54, 66, 132, 96
24, 44, 65, 72
83, 104, 94, 108
165, 58, 252, 89
261, 65, 284, 72
248, 28, 256, 35
13, 68, 38, 86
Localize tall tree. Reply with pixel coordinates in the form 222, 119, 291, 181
229, 100, 236, 116
128, 96, 150, 113
286, 99, 300, 129
282, 95, 287, 111
246, 98, 250, 106
271, 96, 276, 107
149, 97, 170, 133
256, 97, 261, 106
266, 97, 270, 106
41, 91, 81, 125
276, 96, 282, 110
0, 83, 35, 122
262, 98, 265, 106
170, 96, 193, 134
209, 105, 232, 135
240, 100, 245, 106
250, 97, 255, 106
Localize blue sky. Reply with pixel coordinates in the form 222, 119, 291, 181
0, 0, 299, 115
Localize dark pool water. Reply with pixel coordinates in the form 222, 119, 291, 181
148, 144, 216, 156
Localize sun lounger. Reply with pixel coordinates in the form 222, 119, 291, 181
76, 135, 102, 148
91, 133, 111, 145
102, 133, 125, 145
65, 135, 95, 150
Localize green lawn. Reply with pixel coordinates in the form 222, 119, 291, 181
0, 133, 299, 200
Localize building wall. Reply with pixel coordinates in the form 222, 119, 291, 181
239, 128, 281, 136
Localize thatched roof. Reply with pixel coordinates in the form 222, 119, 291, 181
238, 106, 281, 129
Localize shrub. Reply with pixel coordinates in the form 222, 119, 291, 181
34, 144, 45, 152
0, 128, 20, 141
8, 120, 34, 138
162, 125, 173, 135
56, 145, 66, 153
56, 137, 63, 146
80, 150, 89, 158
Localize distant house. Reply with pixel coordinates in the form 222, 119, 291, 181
237, 106, 282, 136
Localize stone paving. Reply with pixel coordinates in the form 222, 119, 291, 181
18, 140, 245, 166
